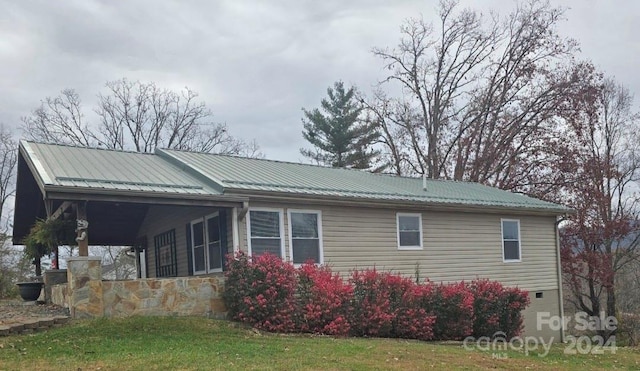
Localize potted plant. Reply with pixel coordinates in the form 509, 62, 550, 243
18, 218, 75, 301
15, 281, 44, 301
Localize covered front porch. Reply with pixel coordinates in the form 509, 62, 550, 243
13, 141, 249, 318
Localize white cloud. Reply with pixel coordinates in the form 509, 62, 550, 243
0, 0, 638, 161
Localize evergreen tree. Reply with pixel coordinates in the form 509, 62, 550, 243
300, 81, 379, 169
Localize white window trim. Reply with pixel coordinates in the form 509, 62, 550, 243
247, 207, 285, 259
287, 209, 324, 266
501, 218, 522, 263
205, 212, 223, 273
190, 211, 222, 275
190, 217, 207, 275
396, 212, 423, 250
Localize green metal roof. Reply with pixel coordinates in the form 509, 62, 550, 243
158, 149, 570, 213
19, 141, 569, 213
20, 141, 221, 196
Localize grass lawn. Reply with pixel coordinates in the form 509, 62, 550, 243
0, 317, 638, 370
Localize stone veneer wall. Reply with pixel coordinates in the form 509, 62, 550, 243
102, 276, 225, 318
60, 256, 226, 319
67, 257, 103, 319
51, 283, 68, 308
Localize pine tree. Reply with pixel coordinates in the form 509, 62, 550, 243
300, 81, 379, 169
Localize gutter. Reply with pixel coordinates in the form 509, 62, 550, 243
225, 189, 574, 217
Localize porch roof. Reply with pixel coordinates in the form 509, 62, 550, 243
12, 141, 241, 245
20, 141, 221, 196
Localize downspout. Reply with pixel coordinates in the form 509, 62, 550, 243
555, 215, 568, 343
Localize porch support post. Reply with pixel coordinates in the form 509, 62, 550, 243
232, 207, 240, 253
76, 201, 89, 256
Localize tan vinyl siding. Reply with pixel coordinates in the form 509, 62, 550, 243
242, 201, 559, 292
137, 205, 233, 278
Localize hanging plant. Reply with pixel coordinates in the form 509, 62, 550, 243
22, 218, 76, 276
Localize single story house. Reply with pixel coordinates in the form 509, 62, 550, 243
13, 140, 570, 340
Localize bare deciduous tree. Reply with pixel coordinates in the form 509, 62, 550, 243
22, 78, 261, 157
0, 127, 22, 297
21, 89, 94, 147
372, 0, 496, 177
560, 77, 640, 339
0, 127, 17, 229
369, 0, 579, 193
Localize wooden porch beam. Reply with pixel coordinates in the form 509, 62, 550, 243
49, 201, 73, 221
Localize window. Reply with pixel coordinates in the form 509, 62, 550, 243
206, 214, 223, 271
502, 219, 521, 262
154, 229, 177, 277
191, 220, 206, 273
247, 209, 284, 258
191, 212, 224, 274
397, 213, 423, 249
288, 210, 323, 264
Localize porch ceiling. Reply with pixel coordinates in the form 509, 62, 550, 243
13, 196, 150, 246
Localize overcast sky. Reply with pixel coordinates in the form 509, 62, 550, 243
1, 0, 638, 162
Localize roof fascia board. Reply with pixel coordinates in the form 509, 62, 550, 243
18, 140, 51, 197
226, 190, 574, 216
155, 148, 227, 193
45, 187, 248, 207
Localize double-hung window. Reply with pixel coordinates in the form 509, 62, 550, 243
501, 219, 521, 262
247, 208, 284, 258
288, 210, 323, 264
397, 213, 423, 250
191, 212, 223, 274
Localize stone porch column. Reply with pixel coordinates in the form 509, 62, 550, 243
66, 256, 103, 319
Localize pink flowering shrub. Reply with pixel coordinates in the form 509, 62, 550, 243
347, 269, 396, 337
223, 252, 298, 332
414, 281, 475, 340
223, 252, 529, 341
297, 262, 352, 335
393, 284, 436, 340
468, 279, 529, 338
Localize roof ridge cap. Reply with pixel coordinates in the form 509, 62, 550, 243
23, 140, 157, 155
